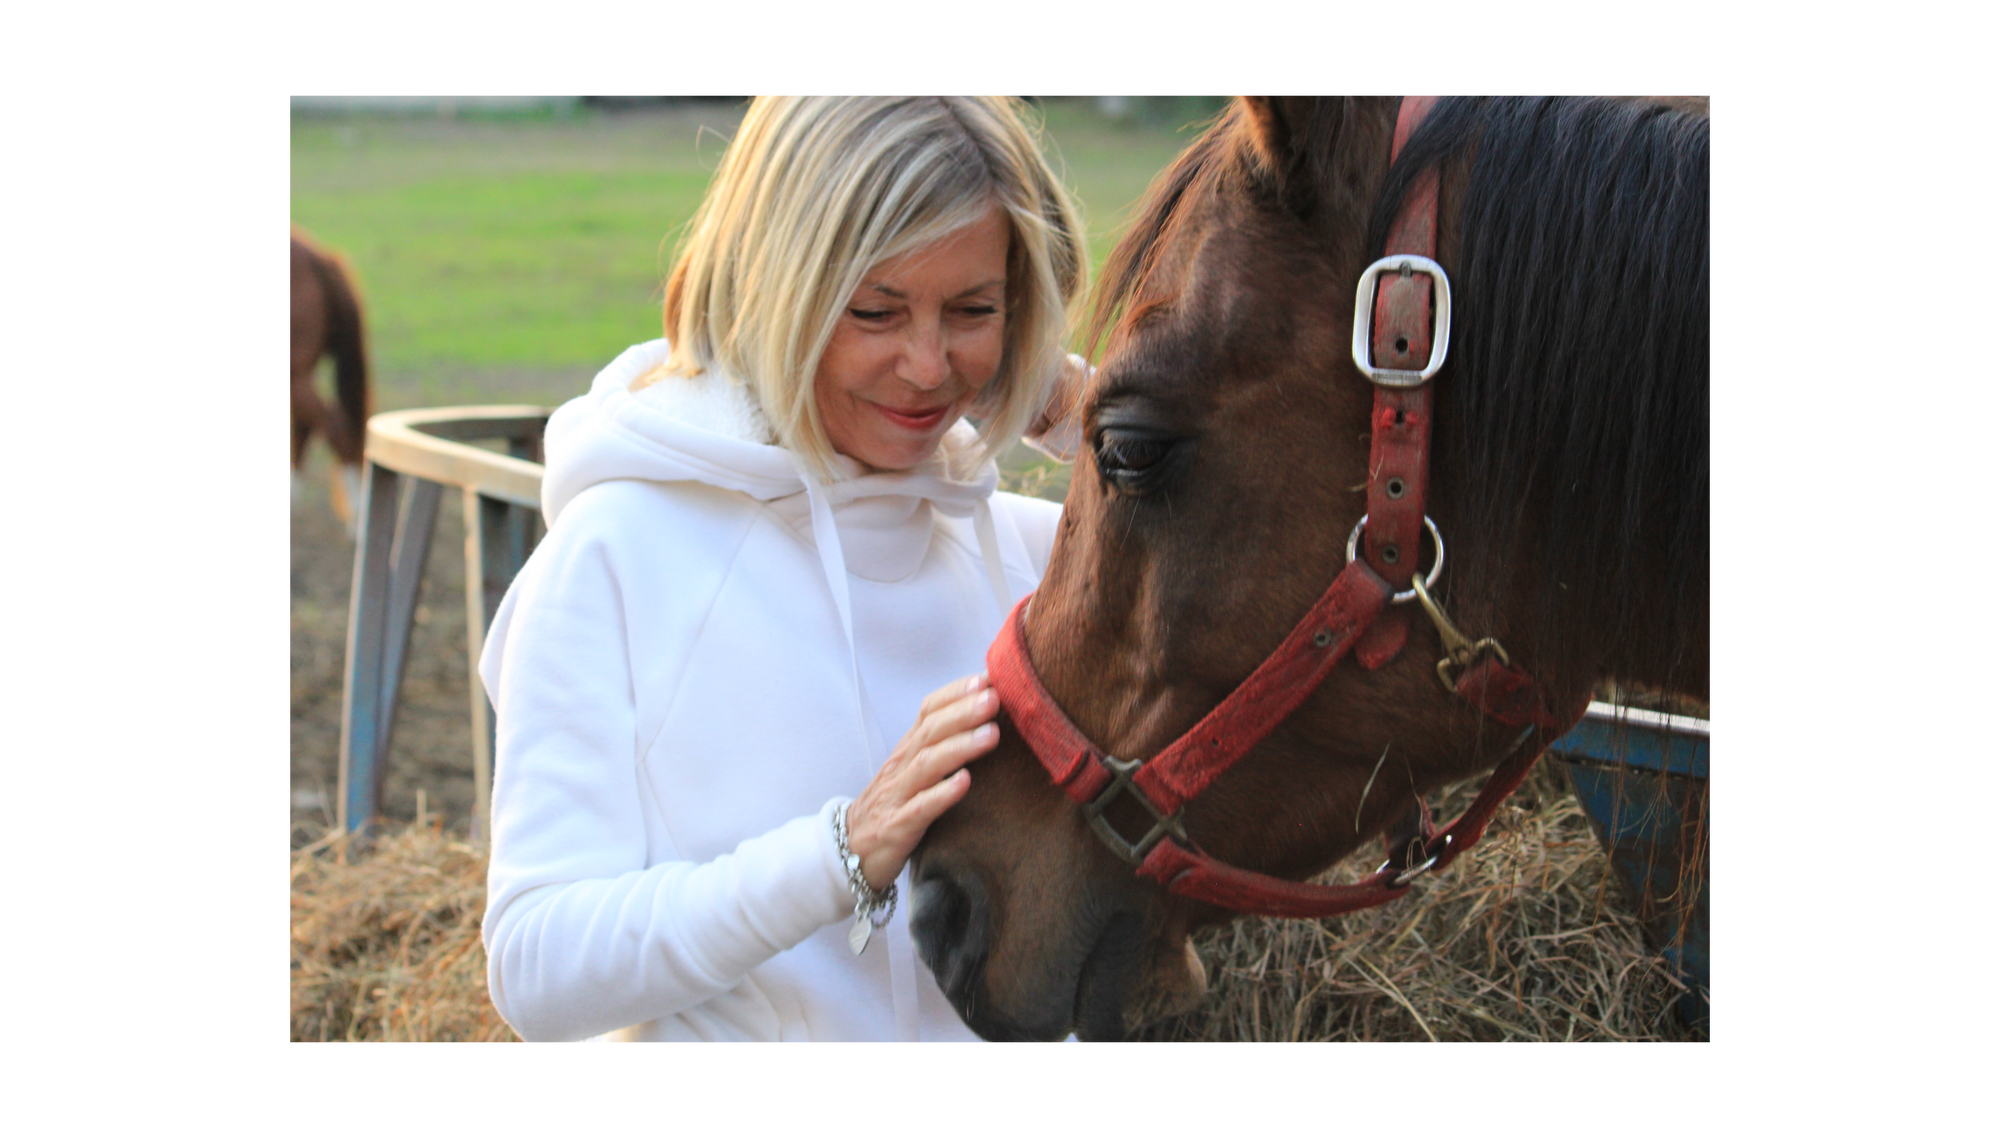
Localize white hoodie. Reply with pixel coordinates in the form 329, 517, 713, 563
479, 340, 1060, 1041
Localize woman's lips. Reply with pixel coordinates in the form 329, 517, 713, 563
875, 404, 951, 431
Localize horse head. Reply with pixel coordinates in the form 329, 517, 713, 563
911, 97, 1709, 1041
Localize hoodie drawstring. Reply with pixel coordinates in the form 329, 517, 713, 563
972, 499, 1012, 619
800, 470, 888, 764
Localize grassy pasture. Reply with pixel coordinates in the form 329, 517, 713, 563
290, 98, 1224, 413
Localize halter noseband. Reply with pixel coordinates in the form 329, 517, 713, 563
986, 98, 1587, 920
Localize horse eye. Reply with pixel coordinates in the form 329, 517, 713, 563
1094, 428, 1181, 494
1100, 434, 1166, 470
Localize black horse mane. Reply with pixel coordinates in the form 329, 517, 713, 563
1088, 97, 1709, 696
1373, 97, 1708, 692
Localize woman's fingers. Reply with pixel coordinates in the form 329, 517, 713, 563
896, 678, 998, 762
903, 719, 998, 789
916, 673, 987, 720
846, 676, 1004, 890
882, 676, 981, 772
899, 766, 974, 830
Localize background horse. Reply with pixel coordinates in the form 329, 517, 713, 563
910, 97, 1708, 1041
291, 229, 372, 532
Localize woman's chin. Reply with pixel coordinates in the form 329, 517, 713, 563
849, 431, 948, 473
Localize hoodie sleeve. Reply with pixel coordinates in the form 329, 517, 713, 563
477, 490, 853, 1042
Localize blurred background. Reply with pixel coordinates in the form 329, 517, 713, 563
290, 96, 1229, 837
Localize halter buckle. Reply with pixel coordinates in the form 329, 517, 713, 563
1351, 254, 1453, 387
1084, 754, 1189, 866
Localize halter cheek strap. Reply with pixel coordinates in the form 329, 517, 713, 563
987, 97, 1586, 921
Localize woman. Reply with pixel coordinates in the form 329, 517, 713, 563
479, 97, 1089, 1041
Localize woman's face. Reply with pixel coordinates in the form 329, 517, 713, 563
814, 204, 1010, 472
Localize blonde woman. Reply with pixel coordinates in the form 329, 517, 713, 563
479, 97, 1090, 1041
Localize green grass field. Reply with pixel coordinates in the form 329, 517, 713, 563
291, 98, 1223, 414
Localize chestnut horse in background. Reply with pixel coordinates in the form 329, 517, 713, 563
291, 229, 372, 530
911, 97, 1708, 1040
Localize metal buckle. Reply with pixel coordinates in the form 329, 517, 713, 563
1351, 254, 1452, 387
1345, 514, 1445, 604
1376, 834, 1448, 887
1084, 754, 1189, 866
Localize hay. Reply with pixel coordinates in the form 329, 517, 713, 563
288, 768, 1695, 1042
290, 811, 518, 1042
1133, 762, 1702, 1041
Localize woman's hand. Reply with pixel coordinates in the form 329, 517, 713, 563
845, 674, 1001, 892
1025, 353, 1092, 462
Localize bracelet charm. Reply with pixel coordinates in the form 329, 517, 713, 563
833, 803, 897, 955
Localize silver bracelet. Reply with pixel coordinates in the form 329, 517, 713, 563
833, 802, 896, 955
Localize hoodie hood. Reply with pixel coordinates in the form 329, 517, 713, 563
540, 340, 999, 530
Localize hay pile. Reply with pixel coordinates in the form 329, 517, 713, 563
1134, 762, 1700, 1041
290, 811, 519, 1042
289, 767, 1695, 1042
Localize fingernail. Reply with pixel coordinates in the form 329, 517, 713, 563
966, 676, 982, 693
979, 723, 998, 741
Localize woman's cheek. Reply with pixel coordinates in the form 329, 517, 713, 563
966, 327, 1007, 394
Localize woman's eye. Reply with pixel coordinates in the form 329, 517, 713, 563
848, 308, 893, 322
957, 304, 1000, 318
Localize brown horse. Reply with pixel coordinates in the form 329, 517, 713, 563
291, 229, 372, 530
910, 97, 1708, 1040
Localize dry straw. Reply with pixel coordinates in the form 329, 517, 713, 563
290, 804, 519, 1042
289, 763, 1696, 1042
1133, 762, 1701, 1042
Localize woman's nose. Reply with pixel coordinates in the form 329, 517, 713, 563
897, 320, 950, 389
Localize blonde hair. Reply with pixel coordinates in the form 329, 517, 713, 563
651, 96, 1087, 480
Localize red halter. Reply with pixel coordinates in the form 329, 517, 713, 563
986, 98, 1585, 920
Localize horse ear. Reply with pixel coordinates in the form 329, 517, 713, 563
1239, 97, 1328, 212
1241, 97, 1303, 174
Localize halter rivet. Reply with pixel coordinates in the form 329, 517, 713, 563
1313, 630, 1333, 648
1386, 477, 1406, 499
1381, 544, 1400, 565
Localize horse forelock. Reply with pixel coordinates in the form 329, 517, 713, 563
1083, 107, 1245, 363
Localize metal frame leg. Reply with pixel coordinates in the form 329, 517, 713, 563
338, 464, 444, 835
338, 461, 399, 834
377, 479, 442, 765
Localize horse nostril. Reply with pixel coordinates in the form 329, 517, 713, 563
910, 867, 991, 1003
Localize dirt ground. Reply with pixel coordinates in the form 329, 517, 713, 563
291, 445, 483, 846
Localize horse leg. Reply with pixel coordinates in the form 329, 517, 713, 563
290, 382, 300, 506
309, 239, 372, 538
288, 366, 342, 512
